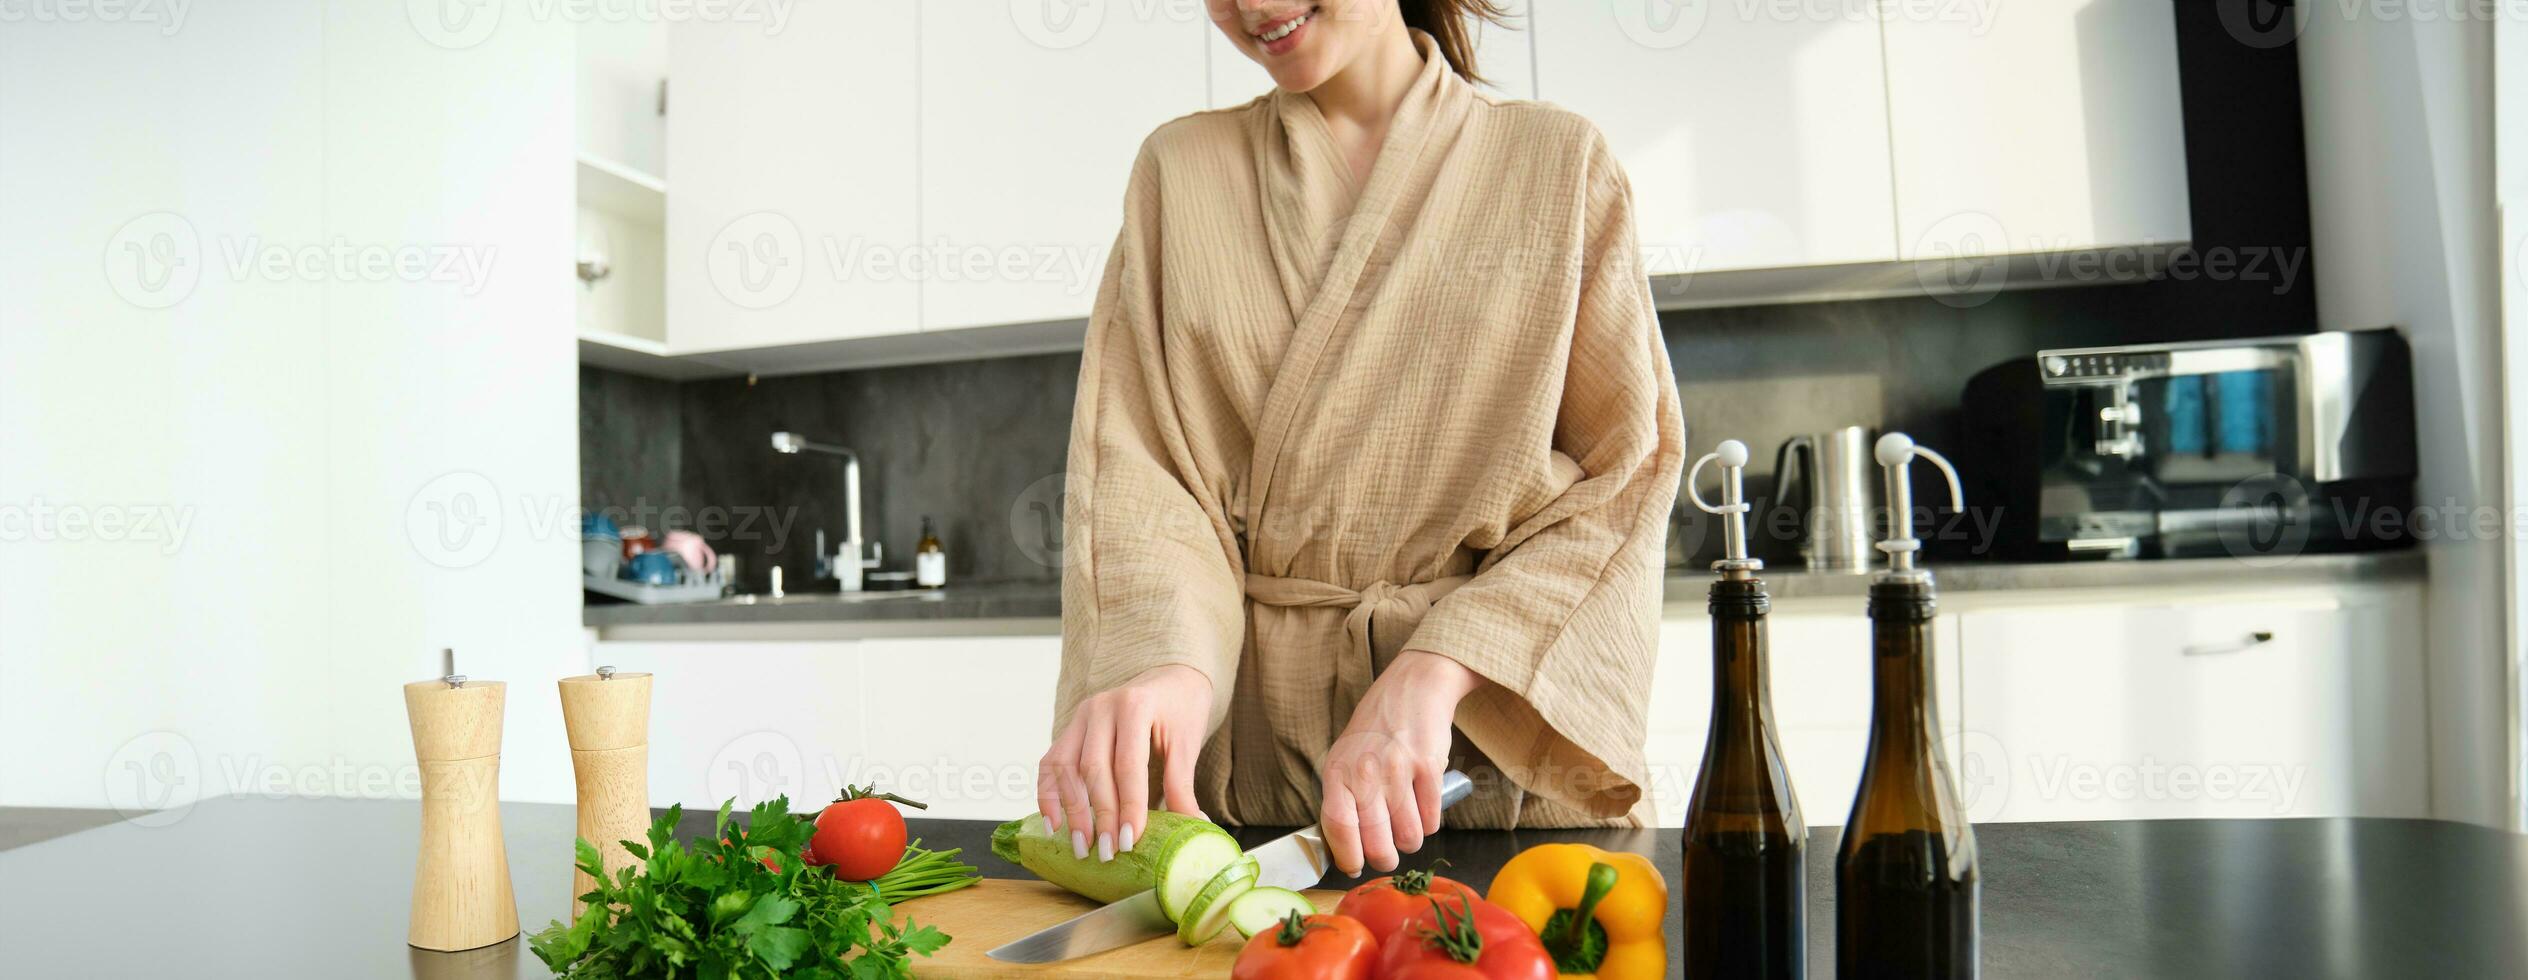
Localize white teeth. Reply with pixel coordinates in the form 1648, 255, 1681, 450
1259, 11, 1309, 42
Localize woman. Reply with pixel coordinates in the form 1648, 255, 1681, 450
1039, 0, 1682, 877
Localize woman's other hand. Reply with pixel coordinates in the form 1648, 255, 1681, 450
1037, 664, 1212, 862
1320, 651, 1482, 876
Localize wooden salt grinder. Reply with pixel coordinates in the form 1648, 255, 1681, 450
404, 651, 518, 952
560, 665, 652, 918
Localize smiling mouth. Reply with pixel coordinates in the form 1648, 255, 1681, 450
1253, 7, 1315, 46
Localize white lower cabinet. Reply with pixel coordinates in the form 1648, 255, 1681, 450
1650, 582, 2423, 827
591, 635, 1060, 821
855, 636, 1062, 821
604, 581, 2425, 828
1956, 585, 2428, 822
587, 640, 870, 814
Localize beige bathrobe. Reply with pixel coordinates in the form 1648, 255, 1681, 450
1055, 32, 1683, 828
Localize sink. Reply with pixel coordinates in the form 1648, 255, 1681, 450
723, 589, 945, 606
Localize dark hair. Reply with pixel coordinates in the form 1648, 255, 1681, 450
1399, 0, 1509, 84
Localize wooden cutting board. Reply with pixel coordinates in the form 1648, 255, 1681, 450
895, 879, 1343, 978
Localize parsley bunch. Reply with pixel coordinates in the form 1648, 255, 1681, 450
529, 797, 951, 978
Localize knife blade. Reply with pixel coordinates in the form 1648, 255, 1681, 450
986, 769, 1477, 964
1250, 769, 1474, 891
981, 887, 1175, 965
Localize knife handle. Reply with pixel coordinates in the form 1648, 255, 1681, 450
1438, 769, 1474, 810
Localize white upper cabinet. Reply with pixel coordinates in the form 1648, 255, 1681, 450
1881, 0, 2190, 259
666, 3, 920, 353
920, 5, 1209, 331
630, 0, 2197, 367
1531, 1, 1899, 275
1206, 3, 1536, 108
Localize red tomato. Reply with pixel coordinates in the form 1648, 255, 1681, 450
811, 786, 922, 881
769, 840, 830, 874
1336, 868, 1482, 952
1233, 912, 1379, 980
1374, 895, 1553, 980
720, 836, 788, 872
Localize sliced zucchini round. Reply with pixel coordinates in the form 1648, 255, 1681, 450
1152, 830, 1244, 923
1175, 856, 1260, 946
1224, 886, 1317, 940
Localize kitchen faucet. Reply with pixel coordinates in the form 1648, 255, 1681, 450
771, 431, 883, 590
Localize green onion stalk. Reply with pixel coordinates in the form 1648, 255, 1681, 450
858, 841, 982, 901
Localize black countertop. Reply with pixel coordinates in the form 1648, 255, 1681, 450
584, 550, 2424, 633
2, 796, 2521, 977
584, 579, 1064, 628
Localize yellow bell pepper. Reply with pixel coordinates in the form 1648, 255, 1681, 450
1485, 843, 1667, 980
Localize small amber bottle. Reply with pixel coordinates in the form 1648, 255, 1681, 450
915, 515, 946, 589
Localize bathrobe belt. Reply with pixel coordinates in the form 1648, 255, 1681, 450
1241, 573, 1474, 720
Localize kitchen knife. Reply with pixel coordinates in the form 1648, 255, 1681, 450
985, 769, 1478, 964
1249, 769, 1474, 892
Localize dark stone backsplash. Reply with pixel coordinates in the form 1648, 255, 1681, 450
579, 367, 682, 517
582, 258, 2314, 589
579, 0, 2316, 583
579, 355, 1080, 595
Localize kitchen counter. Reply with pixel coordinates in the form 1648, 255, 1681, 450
585, 580, 1064, 630
586, 550, 2423, 638
4, 795, 2522, 976
1688, 547, 2424, 604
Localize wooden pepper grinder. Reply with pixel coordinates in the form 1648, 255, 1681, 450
404, 649, 519, 952
559, 665, 652, 918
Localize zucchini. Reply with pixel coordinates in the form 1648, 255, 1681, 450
990, 811, 1241, 920
1153, 832, 1243, 921
1176, 857, 1260, 946
1224, 887, 1316, 940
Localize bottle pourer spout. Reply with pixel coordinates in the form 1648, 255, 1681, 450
1874, 432, 1965, 576
1687, 439, 1762, 577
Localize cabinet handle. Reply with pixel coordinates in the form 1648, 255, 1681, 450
2183, 630, 2275, 656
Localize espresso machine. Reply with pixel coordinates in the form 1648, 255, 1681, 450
1956, 327, 2416, 561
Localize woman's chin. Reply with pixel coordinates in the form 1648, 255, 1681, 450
1265, 60, 1337, 94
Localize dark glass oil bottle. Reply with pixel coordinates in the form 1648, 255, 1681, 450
1680, 439, 1807, 979
1836, 576, 1978, 979
1682, 574, 1807, 979
1839, 433, 1979, 978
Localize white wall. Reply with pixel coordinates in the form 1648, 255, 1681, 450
2296, 7, 2511, 827
0, 2, 583, 811
2500, 7, 2528, 832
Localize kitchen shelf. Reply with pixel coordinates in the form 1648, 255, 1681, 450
575, 317, 1090, 381
575, 153, 665, 225
576, 327, 733, 380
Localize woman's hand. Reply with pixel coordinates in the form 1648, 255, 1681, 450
1038, 664, 1212, 863
1319, 651, 1483, 876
